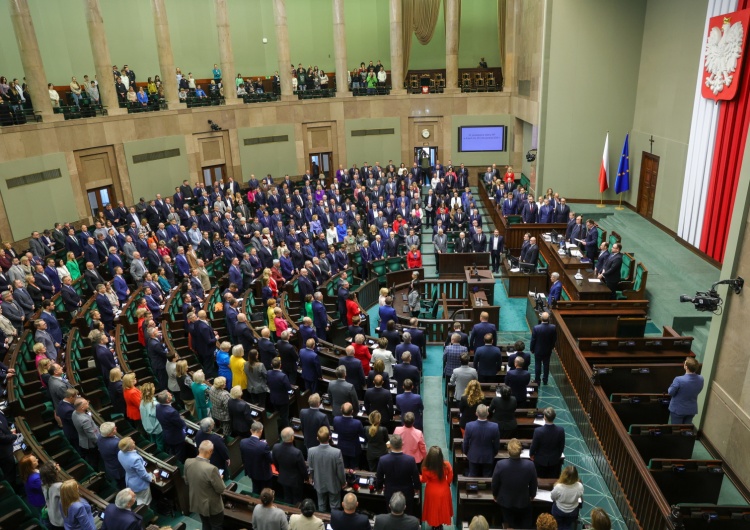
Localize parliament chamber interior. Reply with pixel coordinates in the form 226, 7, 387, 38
1, 0, 750, 529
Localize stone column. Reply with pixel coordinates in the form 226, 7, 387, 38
8, 0, 58, 121
82, 0, 124, 114
332, 0, 349, 96
444, 0, 459, 91
273, 0, 293, 99
214, 0, 239, 104
151, 0, 180, 109
389, 0, 405, 94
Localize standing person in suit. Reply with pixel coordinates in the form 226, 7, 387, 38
0, 408, 17, 485
395, 379, 424, 430
117, 437, 155, 506
333, 402, 365, 469
312, 292, 329, 341
339, 346, 366, 398
529, 407, 566, 478
240, 422, 273, 494
378, 296, 397, 332
184, 440, 226, 530
393, 412, 426, 465
328, 366, 360, 417
583, 220, 599, 261
505, 356, 531, 407
195, 418, 230, 473
530, 312, 557, 385
373, 491, 420, 530
101, 488, 143, 530
469, 312, 497, 352
548, 272, 563, 307
594, 241, 611, 275
598, 242, 623, 297
307, 426, 346, 512
463, 405, 500, 477
72, 398, 100, 468
667, 357, 704, 425
521, 196, 538, 223
473, 334, 503, 383
520, 236, 539, 269
154, 391, 187, 462
331, 493, 370, 530
393, 352, 420, 395
60, 276, 83, 317
272, 427, 308, 504
337, 278, 350, 327
276, 330, 300, 385
300, 338, 322, 393
299, 393, 330, 456
488, 228, 505, 274
146, 327, 169, 391
491, 438, 538, 529
375, 434, 421, 516
268, 357, 292, 429
364, 374, 394, 425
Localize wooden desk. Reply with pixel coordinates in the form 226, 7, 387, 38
469, 291, 499, 324
503, 258, 548, 297
465, 267, 495, 304
540, 238, 593, 277
563, 269, 613, 301
456, 476, 557, 526
438, 252, 489, 276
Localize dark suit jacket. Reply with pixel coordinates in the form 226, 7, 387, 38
258, 338, 277, 370
395, 392, 424, 430
300, 407, 330, 449
505, 369, 531, 405
392, 363, 420, 394
331, 509, 371, 530
491, 457, 538, 509
96, 293, 114, 322
240, 435, 273, 481
228, 398, 255, 435
364, 386, 394, 424
530, 322, 557, 358
97, 434, 125, 480
473, 345, 503, 376
328, 379, 359, 416
507, 351, 531, 371
272, 441, 308, 487
195, 431, 230, 471
276, 340, 299, 378
529, 423, 565, 466
375, 452, 420, 501
339, 355, 366, 391
267, 369, 292, 406
101, 503, 143, 530
155, 403, 186, 445
147, 337, 168, 371
601, 251, 623, 291
469, 322, 497, 352
463, 419, 500, 464
332, 415, 364, 458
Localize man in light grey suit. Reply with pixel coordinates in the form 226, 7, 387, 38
405, 230, 420, 250
307, 426, 346, 512
12, 279, 35, 319
29, 232, 48, 258
433, 229, 448, 273
34, 321, 58, 361
48, 363, 73, 410
7, 259, 26, 286
1, 291, 25, 332
130, 252, 147, 285
328, 366, 359, 417
72, 397, 100, 468
122, 236, 136, 264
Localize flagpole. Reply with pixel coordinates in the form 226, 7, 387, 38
597, 192, 606, 208
615, 194, 624, 211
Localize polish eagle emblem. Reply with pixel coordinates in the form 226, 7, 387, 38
704, 17, 744, 95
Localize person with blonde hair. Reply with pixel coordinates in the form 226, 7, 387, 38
378, 287, 389, 306
230, 344, 247, 391
191, 370, 210, 420
108, 366, 125, 415
208, 375, 231, 434
122, 372, 142, 426
459, 379, 484, 433
491, 438, 538, 529
175, 359, 195, 416
468, 515, 490, 530
60, 479, 96, 529
117, 437, 156, 506
139, 382, 164, 451
551, 465, 583, 530
365, 410, 389, 471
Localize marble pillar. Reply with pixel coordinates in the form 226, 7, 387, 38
151, 0, 180, 109
82, 0, 124, 114
214, 0, 239, 104
389, 0, 405, 94
8, 0, 57, 121
332, 0, 349, 96
273, 0, 293, 98
445, 0, 459, 91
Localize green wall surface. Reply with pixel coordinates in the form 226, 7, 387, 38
124, 136, 190, 202
345, 118, 402, 166
166, 0, 220, 79
451, 114, 512, 166
0, 153, 78, 241
630, 0, 706, 231
344, 0, 391, 70
102, 0, 160, 79
288, 0, 335, 72
458, 0, 501, 68
538, 0, 647, 200
230, 0, 279, 77
238, 124, 298, 180
0, 2, 23, 80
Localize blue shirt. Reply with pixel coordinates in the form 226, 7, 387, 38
137, 91, 148, 104
118, 450, 153, 493
195, 89, 206, 98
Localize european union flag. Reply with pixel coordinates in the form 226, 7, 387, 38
615, 133, 630, 194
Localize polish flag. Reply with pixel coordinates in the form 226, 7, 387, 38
599, 133, 609, 193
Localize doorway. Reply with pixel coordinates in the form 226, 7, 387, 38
414, 146, 438, 168
309, 152, 332, 181
203, 164, 227, 187
637, 152, 659, 218
87, 186, 114, 219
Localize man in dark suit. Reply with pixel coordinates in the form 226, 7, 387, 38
594, 241, 611, 275
492, 438, 538, 529
530, 312, 557, 385
337, 278, 350, 327
276, 330, 299, 385
454, 232, 472, 253
488, 228, 505, 273
155, 391, 187, 462
505, 356, 531, 407
329, 366, 360, 417
472, 227, 488, 252
331, 493, 371, 530
297, 269, 315, 304
101, 487, 143, 530
584, 219, 599, 261
82, 262, 106, 295
473, 334, 503, 383
95, 284, 115, 331
598, 242, 623, 296
393, 352, 420, 394
529, 407, 566, 478
521, 196, 538, 223
667, 357, 705, 425
332, 402, 365, 469
312, 292, 329, 341
60, 276, 83, 315
463, 405, 501, 477
268, 358, 293, 430
339, 346, 366, 398
272, 427, 308, 504
299, 393, 330, 455
520, 236, 539, 269
469, 312, 497, 352
194, 418, 230, 473
240, 422, 273, 494
365, 374, 394, 424
383, 233, 399, 258
395, 379, 424, 430
375, 434, 421, 515
548, 272, 563, 307
257, 328, 277, 370
146, 328, 169, 391
299, 338, 322, 393
190, 311, 217, 373
507, 341, 531, 371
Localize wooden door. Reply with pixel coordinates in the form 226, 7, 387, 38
637, 152, 659, 218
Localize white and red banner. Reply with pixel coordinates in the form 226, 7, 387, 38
599, 133, 609, 193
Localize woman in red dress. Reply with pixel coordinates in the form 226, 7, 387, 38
352, 334, 372, 376
406, 245, 422, 269
504, 165, 515, 187
421, 446, 453, 529
345, 292, 360, 326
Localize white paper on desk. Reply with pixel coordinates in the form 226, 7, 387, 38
521, 449, 531, 459
542, 236, 552, 242
571, 250, 582, 258
534, 490, 553, 502
588, 278, 602, 283
510, 268, 521, 273
529, 292, 546, 299
534, 418, 545, 426
566, 243, 578, 249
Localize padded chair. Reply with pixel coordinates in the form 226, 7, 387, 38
486, 72, 496, 91
474, 73, 485, 91
386, 256, 404, 272
370, 259, 387, 279
506, 215, 522, 225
